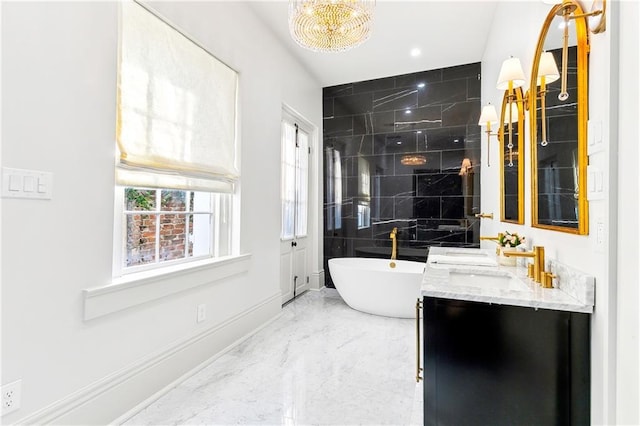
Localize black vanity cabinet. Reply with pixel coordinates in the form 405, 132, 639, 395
423, 297, 590, 426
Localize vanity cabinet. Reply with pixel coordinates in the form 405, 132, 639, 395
423, 297, 590, 426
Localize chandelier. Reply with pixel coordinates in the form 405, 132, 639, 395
400, 155, 427, 166
288, 0, 375, 52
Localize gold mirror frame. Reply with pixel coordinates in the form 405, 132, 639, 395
500, 87, 525, 224
529, 0, 589, 235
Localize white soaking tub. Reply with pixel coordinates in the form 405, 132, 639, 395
328, 257, 425, 318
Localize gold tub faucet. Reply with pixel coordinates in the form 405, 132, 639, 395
389, 227, 398, 268
503, 246, 547, 285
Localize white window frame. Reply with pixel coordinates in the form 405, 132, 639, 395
281, 107, 312, 241
112, 187, 233, 278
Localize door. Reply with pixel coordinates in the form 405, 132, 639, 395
280, 112, 311, 304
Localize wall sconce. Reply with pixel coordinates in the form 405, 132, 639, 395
536, 51, 560, 146
498, 56, 526, 150
478, 104, 499, 167
503, 101, 520, 167
459, 158, 473, 176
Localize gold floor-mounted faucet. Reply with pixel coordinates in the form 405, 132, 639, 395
389, 227, 398, 268
503, 246, 549, 286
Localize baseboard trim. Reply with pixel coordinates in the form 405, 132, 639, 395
310, 269, 325, 290
17, 292, 282, 425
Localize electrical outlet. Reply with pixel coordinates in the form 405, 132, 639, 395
196, 304, 206, 323
1, 380, 22, 416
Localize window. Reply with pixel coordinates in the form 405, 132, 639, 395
122, 188, 231, 272
115, 2, 238, 275
325, 147, 342, 231
357, 156, 371, 229
281, 116, 309, 240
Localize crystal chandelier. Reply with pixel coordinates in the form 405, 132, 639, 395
288, 0, 375, 52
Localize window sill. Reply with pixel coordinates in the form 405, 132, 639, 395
83, 254, 251, 321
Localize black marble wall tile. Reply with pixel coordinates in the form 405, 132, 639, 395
334, 93, 374, 116
418, 80, 468, 107
323, 97, 334, 118
324, 84, 353, 98
373, 132, 423, 154
419, 126, 468, 151
323, 63, 481, 286
394, 106, 443, 132
412, 197, 441, 218
324, 116, 353, 137
353, 76, 395, 94
371, 197, 394, 219
442, 101, 481, 127
467, 75, 481, 100
442, 62, 481, 81
353, 114, 370, 135
373, 88, 418, 112
416, 174, 462, 196
377, 175, 415, 197
372, 111, 397, 134
395, 73, 417, 89
414, 69, 443, 85
325, 135, 374, 156
442, 196, 465, 219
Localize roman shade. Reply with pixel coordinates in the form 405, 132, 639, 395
116, 2, 238, 193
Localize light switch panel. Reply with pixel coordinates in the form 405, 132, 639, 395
588, 120, 604, 155
2, 167, 53, 200
587, 165, 604, 201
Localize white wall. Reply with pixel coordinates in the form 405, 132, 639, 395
480, 1, 639, 424
0, 2, 321, 423
615, 1, 640, 423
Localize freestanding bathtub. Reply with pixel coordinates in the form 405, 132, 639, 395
328, 257, 426, 318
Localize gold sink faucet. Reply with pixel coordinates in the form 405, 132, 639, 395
479, 232, 504, 243
475, 213, 494, 219
503, 246, 547, 286
389, 227, 398, 268
479, 233, 504, 254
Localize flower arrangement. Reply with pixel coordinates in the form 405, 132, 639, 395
498, 231, 525, 248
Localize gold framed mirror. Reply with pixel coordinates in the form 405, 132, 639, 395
500, 87, 525, 224
498, 87, 525, 225
529, 0, 589, 235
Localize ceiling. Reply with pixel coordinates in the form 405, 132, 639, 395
248, 1, 499, 88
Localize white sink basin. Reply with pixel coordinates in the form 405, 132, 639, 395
448, 271, 530, 291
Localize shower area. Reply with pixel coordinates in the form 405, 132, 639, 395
323, 63, 483, 287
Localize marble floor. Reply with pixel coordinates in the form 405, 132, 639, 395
123, 289, 424, 425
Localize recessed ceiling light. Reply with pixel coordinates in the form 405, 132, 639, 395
410, 48, 421, 57
396, 141, 402, 145
405, 109, 412, 114
417, 82, 426, 88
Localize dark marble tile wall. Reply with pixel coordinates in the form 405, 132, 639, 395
323, 63, 482, 287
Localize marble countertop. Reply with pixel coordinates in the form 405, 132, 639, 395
421, 247, 594, 314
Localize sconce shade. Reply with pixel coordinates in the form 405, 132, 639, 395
537, 51, 560, 86
459, 158, 472, 176
504, 102, 519, 124
478, 104, 499, 125
496, 57, 526, 90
